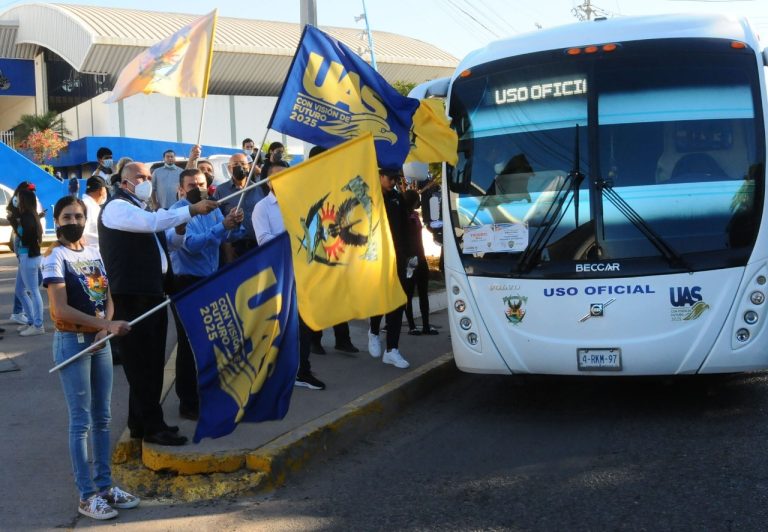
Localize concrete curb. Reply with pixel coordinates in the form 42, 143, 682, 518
112, 289, 447, 467
245, 352, 456, 490
113, 353, 457, 501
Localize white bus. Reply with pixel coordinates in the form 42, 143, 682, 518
414, 14, 768, 375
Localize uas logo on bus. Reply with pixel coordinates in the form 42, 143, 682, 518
669, 286, 710, 321
503, 295, 527, 325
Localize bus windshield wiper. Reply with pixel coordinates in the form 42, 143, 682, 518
598, 180, 689, 270
517, 125, 585, 273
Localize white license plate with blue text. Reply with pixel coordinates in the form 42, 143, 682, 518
577, 348, 622, 371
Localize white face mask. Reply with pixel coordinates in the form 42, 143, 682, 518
102, 158, 114, 169
132, 180, 152, 202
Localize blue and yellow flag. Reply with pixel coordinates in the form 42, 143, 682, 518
171, 233, 298, 443
270, 133, 406, 330
105, 10, 217, 103
407, 99, 459, 165
269, 25, 420, 169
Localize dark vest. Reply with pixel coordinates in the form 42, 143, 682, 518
98, 190, 171, 296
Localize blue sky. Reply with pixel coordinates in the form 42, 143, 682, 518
2, 0, 766, 59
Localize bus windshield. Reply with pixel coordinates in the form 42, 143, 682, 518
447, 39, 765, 278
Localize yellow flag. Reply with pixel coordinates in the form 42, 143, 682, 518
406, 99, 458, 165
270, 133, 406, 330
105, 10, 218, 103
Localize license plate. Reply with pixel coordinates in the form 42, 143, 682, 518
577, 348, 622, 371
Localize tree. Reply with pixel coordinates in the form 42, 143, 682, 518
391, 80, 417, 97
15, 110, 70, 141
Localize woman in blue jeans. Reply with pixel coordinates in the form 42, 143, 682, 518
15, 187, 44, 336
42, 196, 138, 521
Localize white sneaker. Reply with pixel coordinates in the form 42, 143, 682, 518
367, 330, 382, 358
78, 494, 118, 520
101, 486, 140, 509
9, 313, 28, 326
19, 325, 44, 337
16, 324, 29, 332
383, 348, 410, 369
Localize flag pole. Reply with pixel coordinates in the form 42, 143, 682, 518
196, 97, 208, 147
48, 299, 173, 374
225, 128, 271, 238
233, 128, 270, 211
216, 177, 270, 204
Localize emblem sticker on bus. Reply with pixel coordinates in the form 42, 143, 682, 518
503, 295, 527, 325
669, 286, 710, 321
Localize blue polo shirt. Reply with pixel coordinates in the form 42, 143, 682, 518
167, 198, 245, 277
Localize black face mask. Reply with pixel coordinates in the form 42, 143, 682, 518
56, 224, 85, 243
232, 166, 248, 182
185, 187, 208, 204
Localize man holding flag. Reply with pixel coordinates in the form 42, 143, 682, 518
98, 162, 218, 446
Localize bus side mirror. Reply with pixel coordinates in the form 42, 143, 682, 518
408, 77, 450, 99
763, 48, 768, 66
429, 196, 440, 222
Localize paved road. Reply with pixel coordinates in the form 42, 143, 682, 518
77, 367, 768, 530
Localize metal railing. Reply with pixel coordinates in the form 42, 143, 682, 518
0, 130, 14, 147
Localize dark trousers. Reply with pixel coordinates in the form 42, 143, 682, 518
299, 317, 313, 377
172, 275, 202, 412
370, 307, 405, 351
370, 266, 407, 351
404, 259, 430, 330
311, 322, 352, 346
111, 293, 168, 436
232, 238, 257, 258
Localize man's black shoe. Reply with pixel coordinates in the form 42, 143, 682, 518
179, 407, 199, 421
295, 373, 326, 390
143, 430, 188, 446
335, 342, 359, 353
309, 342, 326, 355
133, 425, 178, 438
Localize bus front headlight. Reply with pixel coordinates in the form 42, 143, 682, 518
744, 311, 759, 325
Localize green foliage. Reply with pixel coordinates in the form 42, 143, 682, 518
391, 80, 417, 97
15, 111, 71, 142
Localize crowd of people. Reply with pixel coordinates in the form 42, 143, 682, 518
11, 139, 441, 520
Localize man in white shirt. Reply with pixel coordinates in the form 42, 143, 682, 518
252, 165, 325, 391
81, 176, 108, 251
99, 162, 218, 446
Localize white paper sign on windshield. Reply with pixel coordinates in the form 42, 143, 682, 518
462, 222, 528, 254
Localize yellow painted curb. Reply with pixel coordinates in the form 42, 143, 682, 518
113, 457, 267, 501
112, 434, 141, 464
111, 351, 457, 501
142, 443, 245, 475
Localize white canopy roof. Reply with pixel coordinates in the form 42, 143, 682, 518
0, 3, 459, 95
